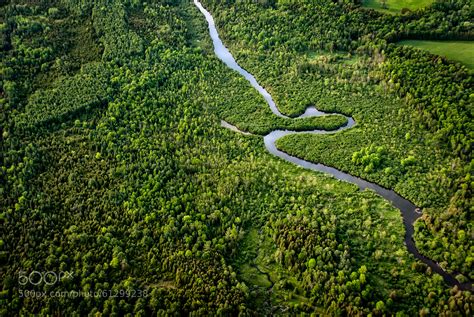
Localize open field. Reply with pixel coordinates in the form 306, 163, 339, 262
362, 0, 434, 14
398, 40, 474, 69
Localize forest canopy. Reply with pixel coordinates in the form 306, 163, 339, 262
0, 0, 472, 315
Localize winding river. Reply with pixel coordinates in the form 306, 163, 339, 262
194, 0, 471, 291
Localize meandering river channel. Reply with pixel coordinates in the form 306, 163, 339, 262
194, 0, 471, 291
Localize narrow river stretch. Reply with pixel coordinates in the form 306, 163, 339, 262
194, 0, 472, 291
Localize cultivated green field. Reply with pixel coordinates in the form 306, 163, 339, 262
398, 40, 474, 69
362, 0, 434, 14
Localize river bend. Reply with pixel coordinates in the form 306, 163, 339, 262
194, 0, 471, 291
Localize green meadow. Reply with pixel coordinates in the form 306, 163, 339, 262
398, 40, 474, 69
362, 0, 434, 14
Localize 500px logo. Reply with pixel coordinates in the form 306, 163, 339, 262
18, 271, 73, 286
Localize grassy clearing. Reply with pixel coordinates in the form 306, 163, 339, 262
398, 40, 474, 69
239, 264, 272, 288
362, 0, 434, 14
235, 228, 273, 288
306, 51, 360, 65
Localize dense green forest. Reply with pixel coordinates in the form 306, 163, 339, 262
1, 0, 472, 315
